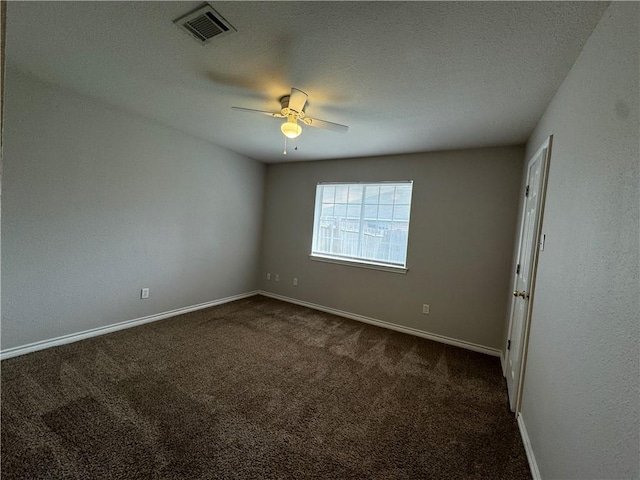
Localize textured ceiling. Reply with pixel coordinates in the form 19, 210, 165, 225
6, 1, 608, 163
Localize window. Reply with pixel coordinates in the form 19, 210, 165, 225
311, 182, 413, 271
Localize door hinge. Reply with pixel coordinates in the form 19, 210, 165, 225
507, 340, 511, 350
525, 185, 530, 197
516, 264, 521, 274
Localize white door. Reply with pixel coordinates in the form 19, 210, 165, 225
505, 137, 551, 412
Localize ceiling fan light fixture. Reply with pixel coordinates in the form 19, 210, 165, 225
281, 117, 302, 139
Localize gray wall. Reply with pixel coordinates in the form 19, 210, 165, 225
1, 69, 265, 350
519, 2, 639, 478
261, 147, 524, 350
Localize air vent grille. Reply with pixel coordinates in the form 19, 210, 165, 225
174, 4, 236, 45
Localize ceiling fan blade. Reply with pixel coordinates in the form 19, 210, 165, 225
231, 106, 283, 118
288, 88, 308, 114
303, 117, 349, 133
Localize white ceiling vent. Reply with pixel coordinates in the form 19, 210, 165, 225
174, 4, 236, 45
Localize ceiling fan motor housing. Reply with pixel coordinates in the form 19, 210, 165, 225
280, 95, 305, 118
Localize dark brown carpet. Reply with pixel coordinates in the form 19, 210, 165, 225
1, 295, 531, 479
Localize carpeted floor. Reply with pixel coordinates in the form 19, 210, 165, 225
1, 295, 532, 479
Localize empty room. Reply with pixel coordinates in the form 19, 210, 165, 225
1, 2, 638, 479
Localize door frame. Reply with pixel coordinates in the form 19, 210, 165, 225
0, 1, 6, 344
505, 135, 553, 413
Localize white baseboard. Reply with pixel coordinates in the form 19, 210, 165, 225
0, 291, 259, 361
2, 290, 502, 361
258, 291, 501, 357
517, 413, 542, 480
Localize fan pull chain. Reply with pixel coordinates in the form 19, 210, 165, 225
282, 136, 299, 155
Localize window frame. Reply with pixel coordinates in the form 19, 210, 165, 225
309, 181, 413, 273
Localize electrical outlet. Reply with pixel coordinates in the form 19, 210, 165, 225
422, 304, 430, 315
293, 277, 298, 286
266, 273, 271, 280
275, 274, 280, 282
141, 288, 150, 299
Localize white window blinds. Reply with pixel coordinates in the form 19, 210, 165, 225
311, 182, 413, 269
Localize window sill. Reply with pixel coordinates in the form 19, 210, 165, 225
309, 254, 408, 274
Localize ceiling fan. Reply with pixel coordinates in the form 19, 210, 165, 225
232, 88, 348, 153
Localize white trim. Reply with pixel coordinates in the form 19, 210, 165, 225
2, 289, 503, 361
309, 254, 408, 274
0, 291, 259, 360
500, 350, 506, 376
517, 413, 542, 480
258, 291, 501, 357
